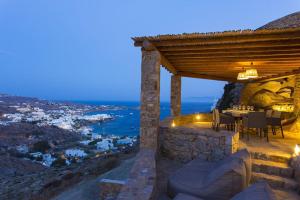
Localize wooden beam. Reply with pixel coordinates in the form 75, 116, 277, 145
167, 58, 300, 63
177, 71, 237, 82
161, 56, 177, 74
158, 39, 300, 51
163, 50, 300, 58
255, 69, 300, 81
142, 40, 177, 74
163, 46, 300, 55
166, 54, 300, 60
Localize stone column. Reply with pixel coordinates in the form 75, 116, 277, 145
140, 50, 161, 149
293, 74, 300, 116
171, 75, 181, 117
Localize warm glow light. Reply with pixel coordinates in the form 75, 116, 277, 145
294, 144, 300, 157
272, 104, 294, 112
171, 121, 176, 127
237, 72, 248, 80
245, 68, 258, 78
196, 114, 201, 120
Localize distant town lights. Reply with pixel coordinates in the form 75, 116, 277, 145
196, 114, 201, 120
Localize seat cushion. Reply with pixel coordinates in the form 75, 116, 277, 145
231, 182, 277, 200
168, 154, 247, 200
167, 158, 212, 198
230, 149, 251, 185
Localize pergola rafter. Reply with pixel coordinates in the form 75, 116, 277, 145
133, 27, 300, 82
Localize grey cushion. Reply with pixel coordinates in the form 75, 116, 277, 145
231, 149, 251, 185
231, 182, 277, 200
174, 193, 203, 200
168, 150, 250, 200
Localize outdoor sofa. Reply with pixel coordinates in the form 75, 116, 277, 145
168, 149, 251, 200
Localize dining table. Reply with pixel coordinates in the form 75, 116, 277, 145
222, 109, 254, 132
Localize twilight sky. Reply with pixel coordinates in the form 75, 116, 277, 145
0, 1, 299, 101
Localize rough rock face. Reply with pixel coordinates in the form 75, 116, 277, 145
240, 76, 295, 109
249, 90, 293, 108
258, 11, 300, 30
217, 83, 243, 110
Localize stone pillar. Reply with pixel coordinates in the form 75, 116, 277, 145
293, 74, 300, 116
171, 75, 181, 116
140, 50, 161, 149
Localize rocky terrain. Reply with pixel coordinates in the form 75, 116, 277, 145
0, 94, 138, 200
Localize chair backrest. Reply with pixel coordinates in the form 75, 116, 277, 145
247, 111, 267, 128
272, 111, 281, 118
213, 109, 220, 123
266, 110, 273, 118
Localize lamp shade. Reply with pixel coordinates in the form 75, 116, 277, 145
237, 72, 248, 80
245, 68, 258, 78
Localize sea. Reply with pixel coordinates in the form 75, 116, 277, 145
74, 101, 215, 137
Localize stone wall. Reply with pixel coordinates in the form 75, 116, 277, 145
159, 115, 239, 163
99, 179, 125, 200
169, 113, 212, 126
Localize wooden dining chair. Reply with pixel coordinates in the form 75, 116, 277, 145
213, 109, 235, 131
242, 111, 268, 141
267, 111, 284, 138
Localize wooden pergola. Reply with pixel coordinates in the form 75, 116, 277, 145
133, 27, 300, 82
133, 27, 300, 150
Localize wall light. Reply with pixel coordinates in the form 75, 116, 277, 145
294, 144, 300, 157
171, 121, 176, 127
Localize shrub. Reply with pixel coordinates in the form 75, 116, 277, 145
51, 157, 67, 167
32, 140, 51, 153
31, 130, 45, 136
88, 139, 102, 146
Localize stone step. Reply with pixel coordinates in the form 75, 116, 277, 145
250, 151, 291, 164
251, 172, 299, 190
252, 159, 294, 178
274, 189, 300, 200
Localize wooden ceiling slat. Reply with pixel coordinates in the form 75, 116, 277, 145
153, 37, 300, 47
158, 39, 300, 51
163, 50, 300, 58
167, 54, 300, 60
163, 46, 300, 55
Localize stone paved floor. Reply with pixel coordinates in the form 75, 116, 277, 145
239, 129, 300, 158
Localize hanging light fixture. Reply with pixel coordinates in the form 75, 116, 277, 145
237, 71, 248, 80
245, 62, 258, 79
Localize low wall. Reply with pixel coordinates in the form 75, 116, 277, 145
160, 113, 239, 163
117, 149, 156, 200
170, 113, 212, 126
